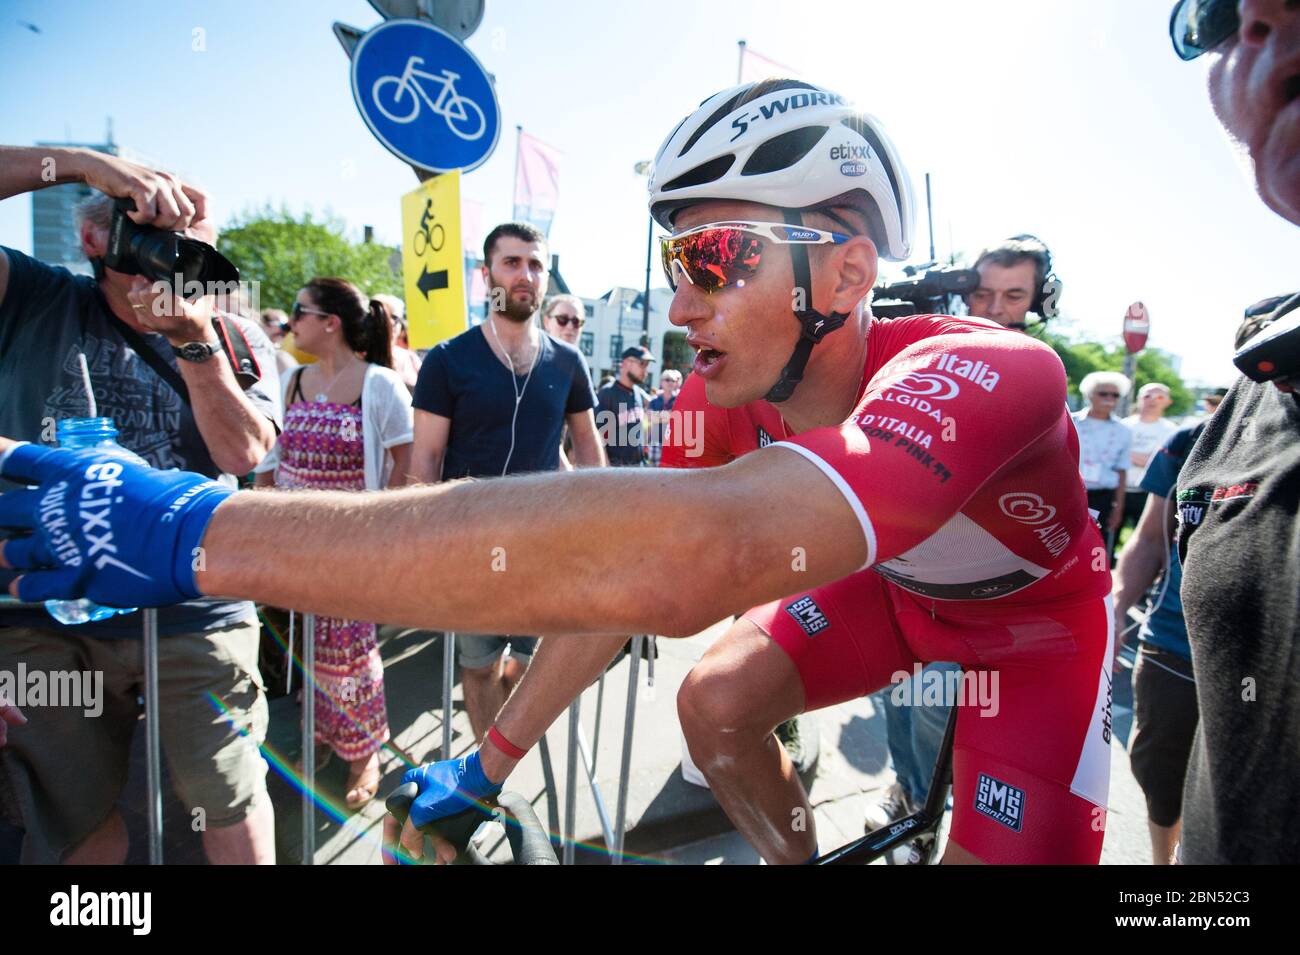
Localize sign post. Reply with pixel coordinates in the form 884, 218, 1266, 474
401, 172, 467, 349
1121, 301, 1150, 416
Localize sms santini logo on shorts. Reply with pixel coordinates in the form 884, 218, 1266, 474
975, 773, 1024, 832
786, 595, 830, 637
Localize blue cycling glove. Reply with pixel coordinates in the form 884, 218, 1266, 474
0, 442, 232, 607
401, 750, 502, 830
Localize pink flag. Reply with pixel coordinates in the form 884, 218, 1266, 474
466, 258, 488, 325
739, 44, 805, 85
461, 198, 485, 254
512, 131, 561, 237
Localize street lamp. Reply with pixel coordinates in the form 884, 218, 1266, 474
634, 160, 654, 349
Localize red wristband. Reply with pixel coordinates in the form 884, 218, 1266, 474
487, 725, 528, 760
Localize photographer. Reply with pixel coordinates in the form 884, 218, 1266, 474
0, 145, 280, 864
965, 235, 1057, 331
1166, 0, 1299, 864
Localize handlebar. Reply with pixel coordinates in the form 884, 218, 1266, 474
385, 782, 558, 866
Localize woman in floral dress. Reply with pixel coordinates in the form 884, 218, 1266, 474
255, 277, 413, 809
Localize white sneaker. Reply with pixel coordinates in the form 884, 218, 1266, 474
863, 782, 914, 833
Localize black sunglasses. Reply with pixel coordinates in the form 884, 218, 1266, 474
1170, 0, 1240, 60
291, 302, 330, 322
551, 314, 584, 328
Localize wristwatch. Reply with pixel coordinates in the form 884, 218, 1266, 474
172, 339, 221, 363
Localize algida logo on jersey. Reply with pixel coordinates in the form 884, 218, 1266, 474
729, 91, 848, 142
880, 372, 958, 424
998, 492, 1072, 559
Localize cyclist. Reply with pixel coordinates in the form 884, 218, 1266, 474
0, 79, 1113, 865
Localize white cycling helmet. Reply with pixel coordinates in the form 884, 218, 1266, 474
649, 80, 915, 261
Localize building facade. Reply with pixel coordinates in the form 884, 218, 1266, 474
32, 132, 162, 276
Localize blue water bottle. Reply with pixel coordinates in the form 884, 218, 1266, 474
44, 417, 149, 626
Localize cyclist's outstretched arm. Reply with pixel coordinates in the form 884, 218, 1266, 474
0, 435, 866, 637
196, 451, 865, 635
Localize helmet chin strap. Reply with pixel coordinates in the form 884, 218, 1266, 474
763, 209, 850, 403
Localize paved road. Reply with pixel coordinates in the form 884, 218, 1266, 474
117, 619, 1152, 865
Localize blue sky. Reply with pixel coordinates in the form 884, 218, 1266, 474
2, 0, 1297, 384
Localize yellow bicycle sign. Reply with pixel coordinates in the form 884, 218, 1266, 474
400, 172, 467, 350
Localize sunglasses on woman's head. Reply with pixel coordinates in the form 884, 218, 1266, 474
291, 302, 329, 321
1169, 0, 1240, 60
660, 220, 851, 294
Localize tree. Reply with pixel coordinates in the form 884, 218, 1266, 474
217, 206, 401, 313
1035, 328, 1195, 415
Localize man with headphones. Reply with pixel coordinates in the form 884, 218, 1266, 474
964, 235, 1059, 331
408, 221, 606, 743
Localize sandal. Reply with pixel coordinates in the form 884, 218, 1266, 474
345, 754, 382, 810
295, 743, 333, 775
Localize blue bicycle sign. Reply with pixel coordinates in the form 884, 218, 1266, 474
372, 57, 487, 140
351, 19, 500, 173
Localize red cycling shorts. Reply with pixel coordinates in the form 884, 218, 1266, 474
744, 571, 1114, 865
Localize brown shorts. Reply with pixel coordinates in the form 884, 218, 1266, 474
1129, 644, 1198, 828
0, 619, 268, 863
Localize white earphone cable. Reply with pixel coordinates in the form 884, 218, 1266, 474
489, 316, 538, 477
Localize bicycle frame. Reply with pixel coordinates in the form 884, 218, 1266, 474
816, 701, 958, 865
399, 57, 460, 115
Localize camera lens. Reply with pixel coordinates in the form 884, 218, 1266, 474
128, 230, 184, 282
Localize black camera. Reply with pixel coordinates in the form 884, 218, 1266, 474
871, 264, 980, 319
103, 198, 239, 298
1234, 292, 1300, 384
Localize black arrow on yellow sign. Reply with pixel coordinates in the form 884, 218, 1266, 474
417, 265, 448, 300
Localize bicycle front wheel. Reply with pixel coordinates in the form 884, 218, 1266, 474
373, 76, 420, 124
444, 95, 486, 141
429, 223, 445, 253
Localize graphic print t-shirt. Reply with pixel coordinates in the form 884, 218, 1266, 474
0, 247, 282, 637
1175, 377, 1300, 864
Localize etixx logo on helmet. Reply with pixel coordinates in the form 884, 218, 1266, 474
647, 80, 914, 262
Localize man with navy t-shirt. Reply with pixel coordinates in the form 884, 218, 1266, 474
1113, 418, 1207, 864
410, 221, 604, 741
596, 346, 655, 467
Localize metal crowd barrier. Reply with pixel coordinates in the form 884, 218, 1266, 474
141, 608, 163, 865
0, 598, 650, 866
431, 632, 652, 865
561, 634, 655, 865
0, 600, 167, 864
301, 612, 316, 865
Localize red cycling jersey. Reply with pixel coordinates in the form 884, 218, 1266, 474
663, 314, 1114, 864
